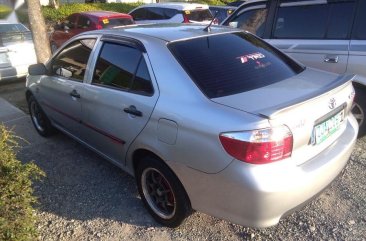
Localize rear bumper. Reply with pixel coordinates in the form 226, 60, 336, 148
175, 115, 358, 227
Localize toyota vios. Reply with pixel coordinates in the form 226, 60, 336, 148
26, 24, 358, 228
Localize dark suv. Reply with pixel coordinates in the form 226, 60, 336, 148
222, 0, 366, 136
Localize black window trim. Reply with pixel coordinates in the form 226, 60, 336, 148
100, 35, 146, 52
91, 40, 154, 97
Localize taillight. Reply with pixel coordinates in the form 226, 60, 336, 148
219, 126, 293, 164
182, 14, 190, 23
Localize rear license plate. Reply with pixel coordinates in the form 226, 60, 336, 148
313, 109, 345, 145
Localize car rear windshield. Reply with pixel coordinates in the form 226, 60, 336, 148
100, 18, 134, 28
169, 32, 304, 98
184, 9, 213, 22
0, 24, 32, 46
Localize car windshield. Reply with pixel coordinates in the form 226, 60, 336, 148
169, 32, 304, 98
0, 24, 32, 46
100, 18, 134, 28
184, 9, 213, 22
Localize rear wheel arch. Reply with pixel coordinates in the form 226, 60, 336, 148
350, 82, 366, 137
132, 148, 192, 205
132, 148, 192, 227
132, 149, 182, 181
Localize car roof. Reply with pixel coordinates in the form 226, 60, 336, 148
85, 23, 240, 42
80, 11, 132, 18
134, 2, 209, 11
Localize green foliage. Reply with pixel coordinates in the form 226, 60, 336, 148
42, 3, 143, 22
0, 125, 45, 241
0, 4, 12, 19
16, 8, 29, 25
197, 0, 226, 6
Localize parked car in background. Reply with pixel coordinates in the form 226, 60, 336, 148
129, 3, 214, 24
49, 11, 134, 53
209, 6, 236, 24
26, 24, 357, 228
0, 22, 37, 81
222, 0, 366, 136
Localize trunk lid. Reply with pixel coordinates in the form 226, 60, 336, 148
212, 69, 355, 165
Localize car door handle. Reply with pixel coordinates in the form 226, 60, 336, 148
124, 105, 142, 117
324, 55, 339, 63
70, 89, 80, 98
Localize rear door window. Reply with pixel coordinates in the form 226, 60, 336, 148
93, 42, 153, 95
169, 32, 304, 98
273, 1, 356, 39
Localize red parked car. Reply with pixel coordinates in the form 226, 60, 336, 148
49, 11, 134, 53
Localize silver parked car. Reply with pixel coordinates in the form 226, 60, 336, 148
0, 22, 37, 81
26, 24, 358, 228
222, 0, 366, 136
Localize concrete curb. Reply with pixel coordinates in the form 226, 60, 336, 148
0, 97, 26, 123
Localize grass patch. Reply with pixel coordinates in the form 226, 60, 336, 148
0, 125, 45, 241
0, 4, 12, 19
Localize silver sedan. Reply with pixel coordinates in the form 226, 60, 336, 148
26, 24, 358, 228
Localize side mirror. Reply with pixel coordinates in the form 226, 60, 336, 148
28, 63, 47, 76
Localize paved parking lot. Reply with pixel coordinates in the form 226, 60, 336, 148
0, 81, 365, 241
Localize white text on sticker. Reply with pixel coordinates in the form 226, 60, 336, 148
237, 52, 265, 64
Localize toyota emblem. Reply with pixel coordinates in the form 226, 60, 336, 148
329, 98, 336, 109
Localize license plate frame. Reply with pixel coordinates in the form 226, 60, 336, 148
312, 108, 345, 145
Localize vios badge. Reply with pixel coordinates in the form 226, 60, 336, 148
329, 98, 336, 109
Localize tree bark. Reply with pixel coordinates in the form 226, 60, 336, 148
26, 0, 51, 63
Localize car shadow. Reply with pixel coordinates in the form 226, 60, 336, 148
17, 129, 157, 228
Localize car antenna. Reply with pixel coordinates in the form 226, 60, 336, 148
203, 11, 219, 32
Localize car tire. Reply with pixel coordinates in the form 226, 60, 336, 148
136, 156, 191, 228
28, 95, 55, 137
50, 42, 58, 54
352, 87, 366, 137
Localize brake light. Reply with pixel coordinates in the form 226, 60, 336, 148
219, 126, 293, 164
183, 14, 190, 23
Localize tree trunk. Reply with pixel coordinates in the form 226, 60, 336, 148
26, 0, 51, 63
49, 0, 59, 9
